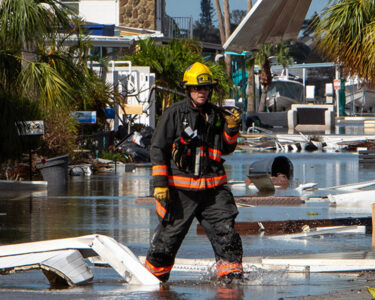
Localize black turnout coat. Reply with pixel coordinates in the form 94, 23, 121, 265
151, 98, 239, 191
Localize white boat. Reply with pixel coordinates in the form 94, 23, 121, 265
266, 74, 305, 112
328, 189, 375, 212
345, 77, 375, 113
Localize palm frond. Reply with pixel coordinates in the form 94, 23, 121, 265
17, 60, 72, 109
314, 0, 375, 81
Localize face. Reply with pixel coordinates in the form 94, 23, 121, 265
188, 85, 211, 107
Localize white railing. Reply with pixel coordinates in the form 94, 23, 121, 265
164, 16, 193, 39
61, 0, 79, 13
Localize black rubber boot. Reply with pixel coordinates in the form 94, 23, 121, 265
218, 272, 244, 285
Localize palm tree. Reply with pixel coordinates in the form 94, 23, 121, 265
0, 0, 73, 100
0, 0, 74, 160
247, 43, 293, 112
0, 92, 43, 163
314, 0, 375, 82
0, 0, 110, 159
124, 38, 199, 111
256, 45, 273, 112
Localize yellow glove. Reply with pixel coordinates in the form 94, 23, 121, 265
223, 108, 241, 128
154, 186, 170, 203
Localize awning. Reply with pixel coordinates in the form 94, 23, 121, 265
223, 0, 312, 52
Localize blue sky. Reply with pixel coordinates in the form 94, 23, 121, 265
166, 0, 330, 21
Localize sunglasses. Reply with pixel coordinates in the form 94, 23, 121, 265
191, 85, 211, 91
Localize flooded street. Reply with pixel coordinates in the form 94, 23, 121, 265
1, 151, 375, 299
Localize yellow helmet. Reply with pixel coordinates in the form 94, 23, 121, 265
182, 62, 217, 87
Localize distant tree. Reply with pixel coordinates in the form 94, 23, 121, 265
288, 41, 311, 63
194, 0, 220, 43
286, 13, 325, 64
200, 0, 214, 27
231, 9, 246, 27
301, 12, 319, 37
193, 21, 220, 44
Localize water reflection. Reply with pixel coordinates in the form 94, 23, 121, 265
225, 152, 368, 189
0, 153, 374, 298
1, 153, 373, 245
215, 287, 244, 300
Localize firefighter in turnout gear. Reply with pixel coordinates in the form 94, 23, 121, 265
145, 62, 243, 283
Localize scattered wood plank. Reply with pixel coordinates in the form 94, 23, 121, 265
236, 196, 303, 206
135, 196, 304, 206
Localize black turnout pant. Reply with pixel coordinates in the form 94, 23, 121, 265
146, 185, 243, 281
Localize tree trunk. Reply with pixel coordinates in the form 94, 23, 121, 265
246, 1, 255, 113
247, 67, 255, 112
223, 0, 232, 79
223, 0, 231, 41
214, 0, 225, 44
248, 0, 253, 11
258, 85, 268, 112
258, 59, 272, 112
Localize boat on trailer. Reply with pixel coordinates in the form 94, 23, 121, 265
266, 73, 305, 112
345, 76, 375, 113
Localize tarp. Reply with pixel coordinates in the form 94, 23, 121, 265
224, 0, 312, 52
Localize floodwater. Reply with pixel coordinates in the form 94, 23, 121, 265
1, 150, 375, 299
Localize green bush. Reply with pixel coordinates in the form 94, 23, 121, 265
100, 150, 130, 163
0, 92, 43, 163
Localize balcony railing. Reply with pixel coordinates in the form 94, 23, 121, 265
164, 16, 193, 39
61, 0, 79, 14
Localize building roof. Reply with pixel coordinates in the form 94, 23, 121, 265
62, 24, 164, 48
224, 0, 312, 52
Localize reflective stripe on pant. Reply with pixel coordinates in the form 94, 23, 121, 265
146, 185, 243, 280
145, 258, 173, 278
